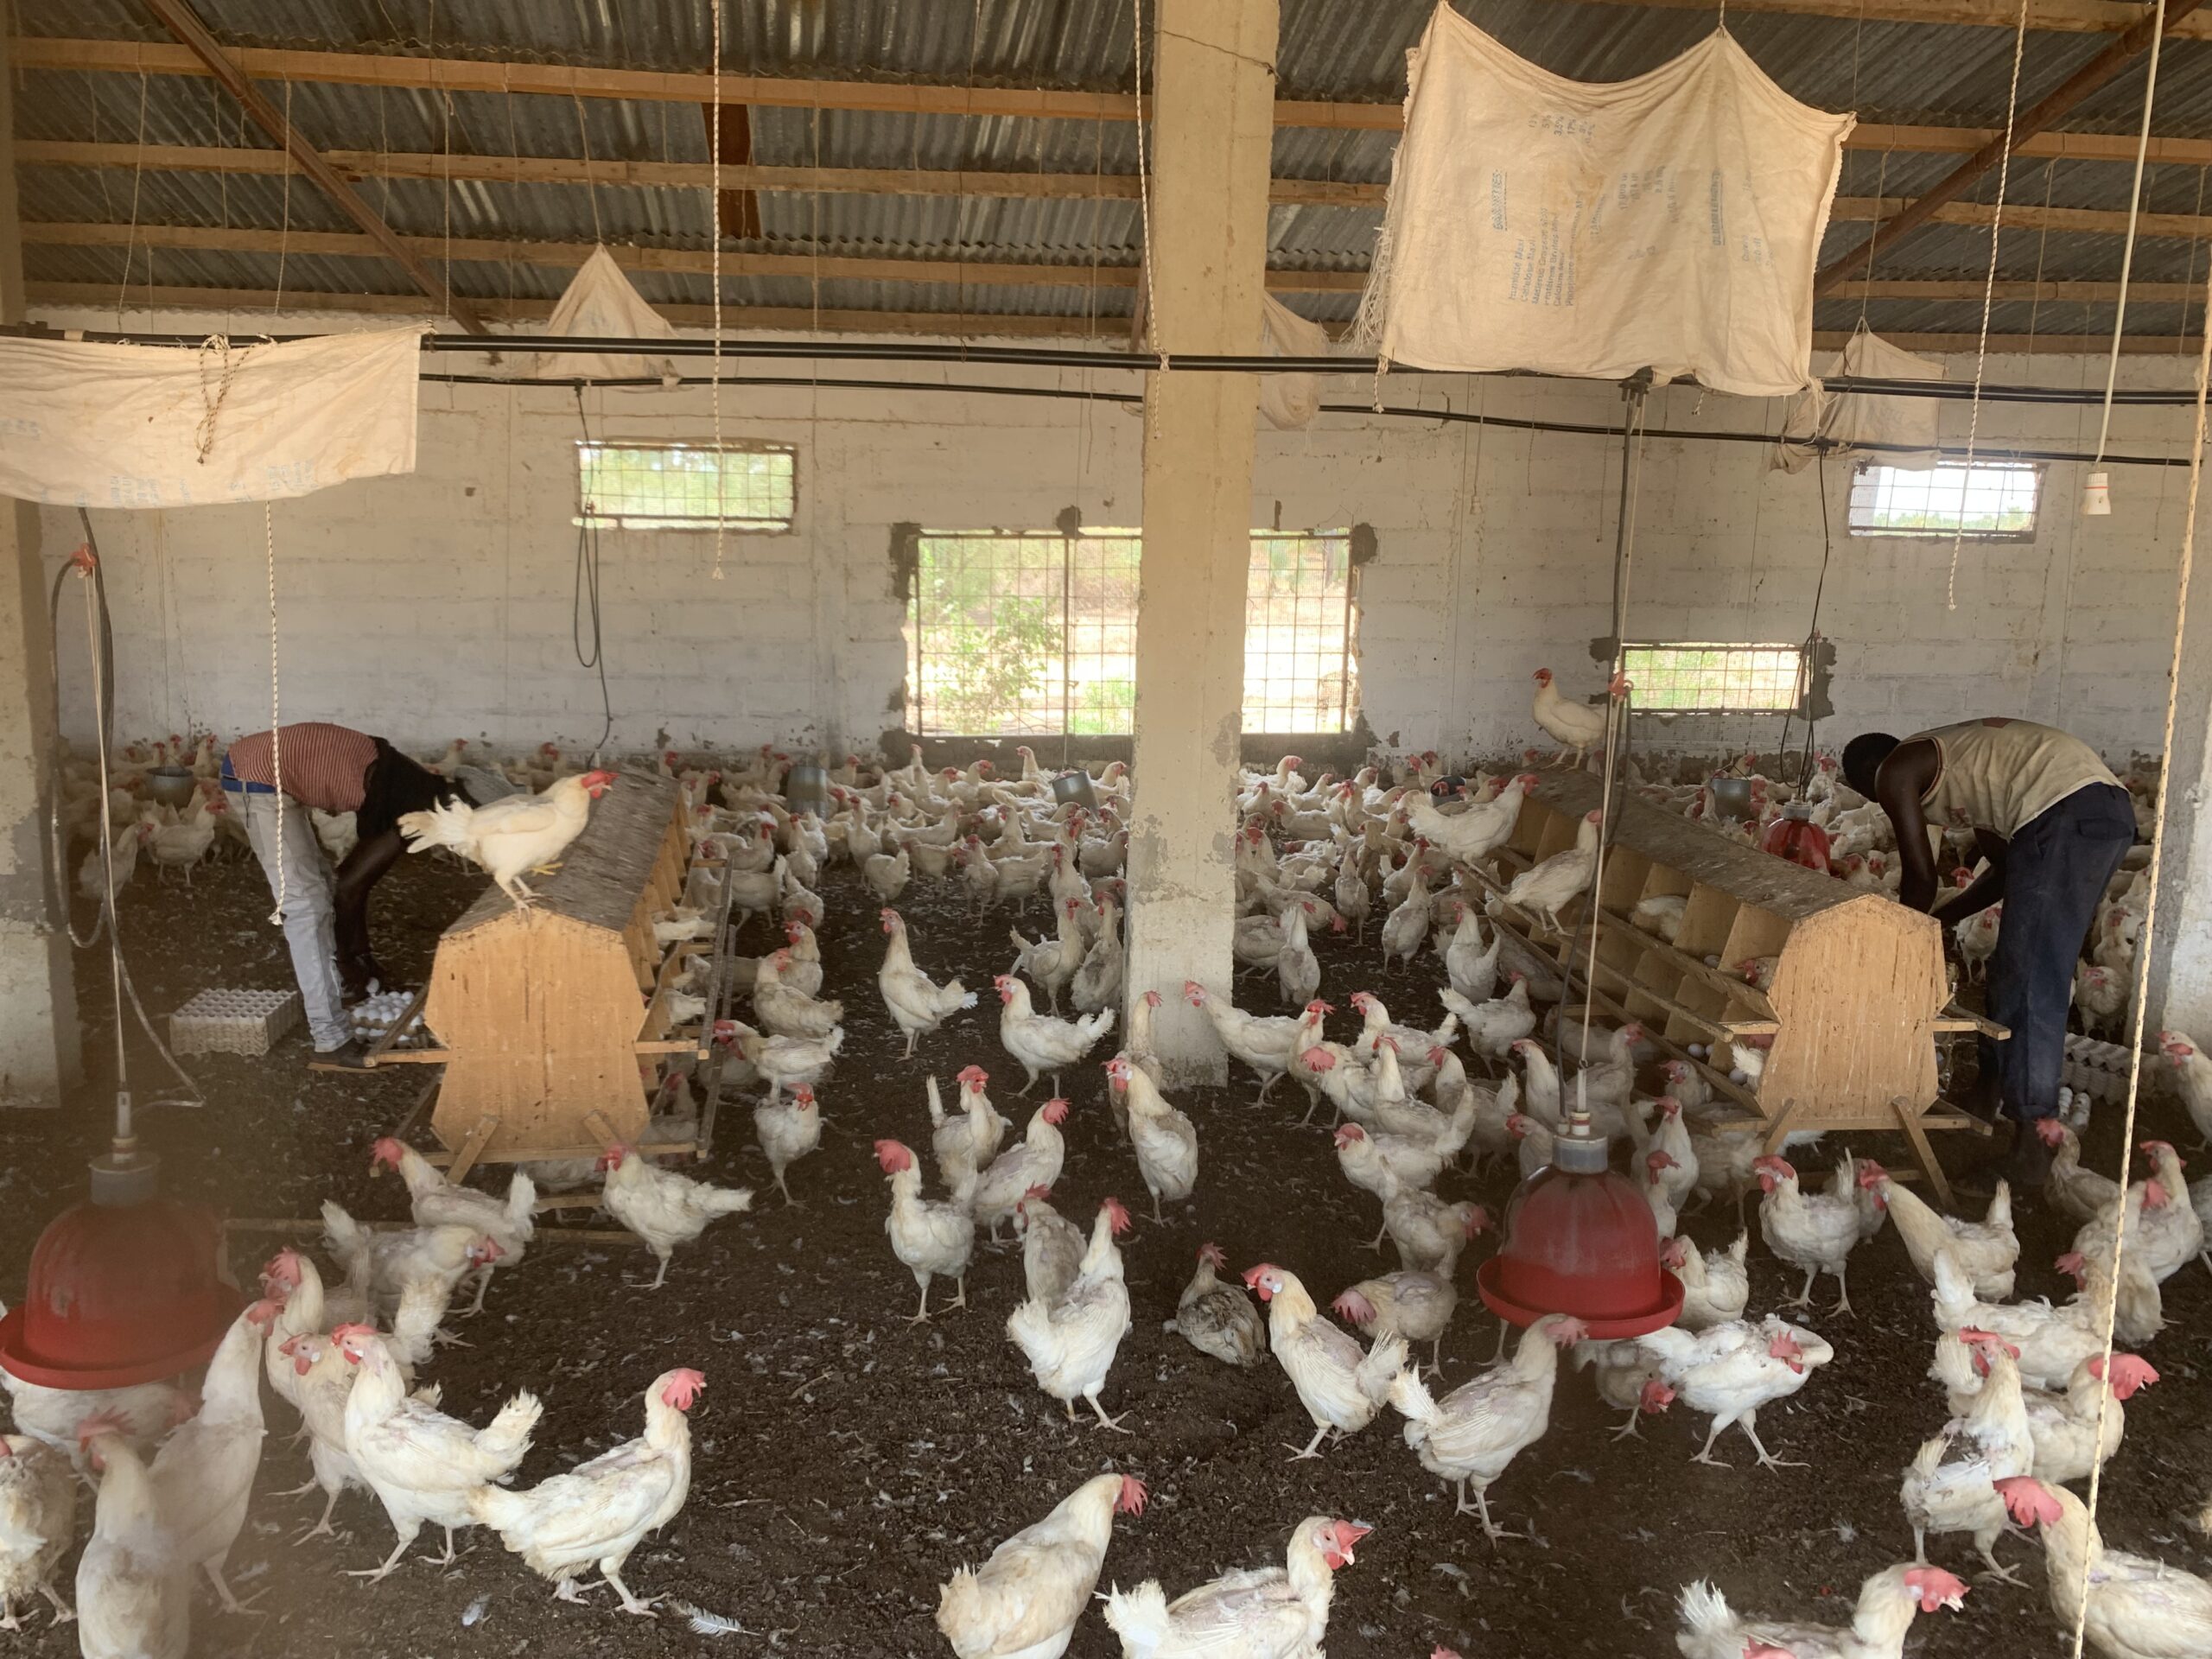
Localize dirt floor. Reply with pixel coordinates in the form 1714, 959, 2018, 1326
4, 842, 2209, 1658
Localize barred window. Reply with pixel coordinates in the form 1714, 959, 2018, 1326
1622, 643, 1808, 715
1847, 460, 2040, 541
575, 441, 796, 532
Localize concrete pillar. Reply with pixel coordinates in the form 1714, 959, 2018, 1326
0, 29, 80, 1106
2145, 502, 2212, 1040
1122, 0, 1277, 1084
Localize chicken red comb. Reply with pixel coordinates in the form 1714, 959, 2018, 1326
1333, 1123, 1365, 1147
1114, 1475, 1148, 1516
1993, 1477, 2063, 1529
1183, 980, 1210, 1004
331, 1321, 378, 1344
793, 1085, 817, 1106
263, 1247, 306, 1287
874, 1139, 913, 1174
1102, 1197, 1133, 1236
1304, 1047, 1337, 1073
1041, 1098, 1071, 1126
1023, 1184, 1052, 1202
1638, 1377, 1676, 1411
1767, 1330, 1804, 1372
1658, 1236, 1689, 1268
75, 1409, 133, 1446
1332, 1288, 1376, 1325
1464, 1205, 1493, 1236
1902, 1566, 1968, 1612
957, 1065, 988, 1086
660, 1368, 706, 1410
245, 1297, 284, 1328
1198, 1242, 1226, 1267
1241, 1263, 1281, 1298
1854, 1160, 1889, 1187
368, 1136, 407, 1172
2054, 1250, 2088, 1280
1322, 1520, 1371, 1567
1645, 1150, 1678, 1172
2093, 1353, 2159, 1398
1751, 1154, 1795, 1179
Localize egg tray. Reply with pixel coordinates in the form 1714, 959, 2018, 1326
168, 988, 304, 1058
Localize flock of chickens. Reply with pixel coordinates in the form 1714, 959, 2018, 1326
9, 688, 2209, 1659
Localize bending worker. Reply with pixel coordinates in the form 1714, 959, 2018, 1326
221, 722, 467, 1071
1842, 718, 2135, 1186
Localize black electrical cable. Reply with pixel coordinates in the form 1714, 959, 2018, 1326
570, 387, 615, 761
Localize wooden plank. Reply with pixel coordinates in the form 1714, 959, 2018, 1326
361, 1046, 453, 1064
1830, 193, 2212, 242
1939, 1006, 2012, 1039
1891, 1093, 1954, 1209
1569, 0, 2212, 35
633, 1039, 699, 1055
443, 1111, 501, 1186
138, 0, 487, 333
224, 1214, 638, 1244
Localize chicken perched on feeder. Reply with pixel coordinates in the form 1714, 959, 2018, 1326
1503, 810, 1604, 933
1404, 772, 1539, 866
1173, 1245, 1266, 1368
469, 1367, 703, 1617
995, 976, 1115, 1096
1389, 1313, 1581, 1541
1674, 1565, 1967, 1659
397, 768, 617, 908
1531, 667, 1627, 768
1102, 1516, 1369, 1659
1243, 1263, 1408, 1460
1006, 1198, 1135, 1432
935, 1473, 1147, 1659
594, 1146, 753, 1289
874, 1139, 976, 1324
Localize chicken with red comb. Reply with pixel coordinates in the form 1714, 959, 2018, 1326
1999, 1474, 2212, 1656
1675, 1562, 1966, 1659
469, 1367, 705, 1616
73, 1417, 190, 1659
1103, 1516, 1369, 1658
1007, 1199, 1136, 1432
1244, 1264, 1407, 1460
935, 1471, 1146, 1659
594, 1145, 753, 1290
876, 1137, 976, 1324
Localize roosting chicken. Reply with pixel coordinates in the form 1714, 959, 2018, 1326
995, 975, 1114, 1096
1999, 1476, 2212, 1659
880, 908, 978, 1058
470, 1367, 704, 1617
335, 1324, 542, 1582
0, 1433, 73, 1630
1503, 810, 1602, 932
875, 1139, 976, 1323
397, 768, 617, 907
1389, 1313, 1582, 1541
74, 1418, 191, 1659
713, 1018, 844, 1101
935, 1472, 1146, 1659
1675, 1564, 1967, 1659
1102, 1515, 1369, 1659
369, 1137, 535, 1314
1243, 1263, 1407, 1460
1532, 666, 1621, 767
1173, 1244, 1266, 1368
594, 1146, 753, 1288
753, 1083, 822, 1204
1007, 1198, 1136, 1431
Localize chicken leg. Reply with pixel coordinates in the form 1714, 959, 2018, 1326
601, 1567, 661, 1618
1737, 1411, 1806, 1471
346, 1522, 423, 1585
1283, 1422, 1332, 1460
1455, 1478, 1522, 1544
37, 1584, 73, 1626
1084, 1389, 1131, 1433
293, 1490, 341, 1546
205, 1559, 264, 1616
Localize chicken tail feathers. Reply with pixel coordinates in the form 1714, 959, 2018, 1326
703, 1184, 756, 1217
1675, 1580, 1738, 1651
504, 1172, 538, 1240
942, 983, 978, 1016
1358, 1332, 1410, 1402
1101, 1580, 1170, 1657
320, 1198, 365, 1266
475, 1390, 543, 1462
1080, 1008, 1116, 1046
925, 1075, 947, 1130
397, 799, 473, 857
466, 1482, 527, 1535
933, 1567, 985, 1645
1387, 1365, 1434, 1424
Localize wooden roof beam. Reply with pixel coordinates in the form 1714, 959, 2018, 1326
136, 0, 488, 333
1814, 0, 2210, 295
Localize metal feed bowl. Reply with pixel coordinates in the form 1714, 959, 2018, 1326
146, 766, 197, 810
1050, 771, 1097, 812
784, 762, 830, 816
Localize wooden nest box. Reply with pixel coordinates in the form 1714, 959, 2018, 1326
1481, 770, 1987, 1203
401, 768, 702, 1166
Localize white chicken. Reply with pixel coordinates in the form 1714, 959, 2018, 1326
1675, 1565, 1967, 1659
1102, 1515, 1369, 1659
0, 1433, 73, 1630
73, 1419, 190, 1659
1441, 972, 1535, 1061
1242, 1263, 1408, 1460
143, 1303, 264, 1612
1531, 666, 1618, 767
715, 1017, 844, 1101
319, 1205, 499, 1321
1007, 1198, 1136, 1431
397, 769, 617, 907
1015, 1187, 1087, 1307
937, 1472, 1147, 1659
469, 1367, 704, 1616
995, 975, 1115, 1096
1636, 1316, 1835, 1469
875, 1138, 976, 1322
1999, 1477, 2212, 1659
1755, 1154, 1867, 1314
1503, 810, 1602, 932
972, 1100, 1072, 1242
335, 1325, 542, 1582
1106, 1057, 1198, 1221
1662, 1234, 1751, 1332
1010, 897, 1091, 1014
1388, 1313, 1582, 1540
1855, 1161, 2017, 1299
1930, 1244, 2146, 1392
368, 1136, 535, 1315
753, 1083, 823, 1204
1898, 1335, 2034, 1581
1405, 773, 1537, 866
1183, 981, 1302, 1103
594, 1145, 753, 1288
929, 1065, 1009, 1192
2159, 1029, 2212, 1146
753, 948, 845, 1040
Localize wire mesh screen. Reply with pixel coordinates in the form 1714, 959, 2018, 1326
908, 529, 1356, 737
1245, 531, 1357, 734
1622, 643, 1807, 714
1847, 460, 2041, 541
575, 441, 797, 531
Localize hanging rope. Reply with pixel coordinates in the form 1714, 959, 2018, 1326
263, 501, 286, 926
709, 0, 727, 582
2090, 0, 2169, 470
1945, 0, 2032, 613
2067, 192, 2212, 1659
1129, 0, 1167, 431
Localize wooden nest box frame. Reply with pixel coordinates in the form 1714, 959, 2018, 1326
380, 769, 713, 1171
1478, 771, 1989, 1204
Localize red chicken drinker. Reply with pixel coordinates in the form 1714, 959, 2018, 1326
1761, 801, 1832, 874
1478, 1116, 1681, 1338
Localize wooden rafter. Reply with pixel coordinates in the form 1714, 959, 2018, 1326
135, 0, 488, 333
1814, 0, 2211, 295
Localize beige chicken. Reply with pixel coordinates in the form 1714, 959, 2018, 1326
1934, 1244, 2152, 1392
1388, 1313, 1583, 1541
972, 1100, 1072, 1241
397, 769, 617, 907
143, 1304, 265, 1613
470, 1367, 704, 1617
0, 1366, 194, 1465
594, 1146, 753, 1288
335, 1325, 542, 1582
928, 1067, 1008, 1193
1173, 1244, 1266, 1368
1335, 1268, 1458, 1379
753, 1084, 823, 1204
73, 1419, 190, 1659
1531, 666, 1621, 766
320, 1205, 502, 1320
1015, 1187, 1087, 1307
1243, 1263, 1408, 1460
753, 948, 845, 1040
1755, 1154, 1869, 1314
1662, 1234, 1751, 1332
1183, 982, 1304, 1103
369, 1136, 535, 1314
1675, 1565, 1967, 1659
1010, 897, 1090, 1014
2038, 1118, 2120, 1223
879, 909, 978, 1058
1106, 1057, 1198, 1221
1899, 1336, 2034, 1581
995, 975, 1114, 1096
145, 794, 224, 886
1636, 1316, 1835, 1469
714, 1017, 843, 1101
1383, 1193, 1491, 1276
0, 1433, 73, 1631
1857, 1163, 2017, 1298
1503, 810, 1602, 932
1999, 1477, 2212, 1659
875, 1138, 976, 1322
1102, 1515, 1369, 1659
1007, 1198, 1136, 1431
937, 1472, 1147, 1659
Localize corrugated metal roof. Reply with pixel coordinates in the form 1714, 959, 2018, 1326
9, 0, 2212, 340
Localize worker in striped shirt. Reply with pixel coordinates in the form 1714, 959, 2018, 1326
221, 722, 467, 1071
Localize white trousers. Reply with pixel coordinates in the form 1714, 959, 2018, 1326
231, 786, 350, 1050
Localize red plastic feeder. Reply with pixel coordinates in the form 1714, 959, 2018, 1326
1478, 1130, 1681, 1338
0, 1152, 239, 1390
